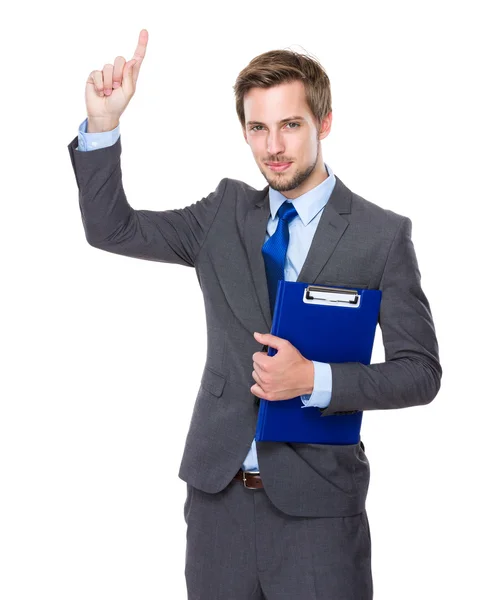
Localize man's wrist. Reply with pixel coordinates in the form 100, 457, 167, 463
302, 359, 315, 395
87, 117, 120, 133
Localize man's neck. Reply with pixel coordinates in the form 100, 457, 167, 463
282, 163, 329, 199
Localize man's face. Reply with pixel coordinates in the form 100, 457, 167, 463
242, 80, 331, 197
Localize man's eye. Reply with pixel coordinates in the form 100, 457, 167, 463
250, 122, 300, 132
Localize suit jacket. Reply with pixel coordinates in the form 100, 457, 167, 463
67, 133, 442, 518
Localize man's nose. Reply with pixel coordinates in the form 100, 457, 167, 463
267, 132, 285, 155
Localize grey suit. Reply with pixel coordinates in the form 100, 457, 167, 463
68, 133, 441, 598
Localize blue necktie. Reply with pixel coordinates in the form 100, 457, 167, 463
262, 200, 299, 314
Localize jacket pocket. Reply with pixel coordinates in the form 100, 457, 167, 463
200, 366, 226, 397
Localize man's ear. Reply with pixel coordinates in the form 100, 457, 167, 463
318, 111, 333, 141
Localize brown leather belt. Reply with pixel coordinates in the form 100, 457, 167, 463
233, 469, 264, 489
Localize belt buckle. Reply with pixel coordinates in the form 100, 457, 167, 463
243, 470, 260, 489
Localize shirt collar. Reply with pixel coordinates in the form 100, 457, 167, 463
268, 162, 336, 226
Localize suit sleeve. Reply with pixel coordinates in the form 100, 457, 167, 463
67, 133, 228, 267
319, 216, 442, 416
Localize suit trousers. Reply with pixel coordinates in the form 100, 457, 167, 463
183, 475, 373, 599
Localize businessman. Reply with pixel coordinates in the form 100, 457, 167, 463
67, 29, 441, 599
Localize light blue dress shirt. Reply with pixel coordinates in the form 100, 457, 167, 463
76, 117, 333, 471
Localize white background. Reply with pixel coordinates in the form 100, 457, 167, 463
1, 0, 478, 598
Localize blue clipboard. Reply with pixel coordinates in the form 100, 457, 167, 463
255, 281, 382, 444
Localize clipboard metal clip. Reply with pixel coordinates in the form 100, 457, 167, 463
303, 285, 360, 308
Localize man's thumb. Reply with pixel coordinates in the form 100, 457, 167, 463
123, 60, 137, 91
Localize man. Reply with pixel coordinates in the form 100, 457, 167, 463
67, 29, 441, 599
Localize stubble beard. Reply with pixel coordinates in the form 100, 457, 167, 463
262, 141, 320, 193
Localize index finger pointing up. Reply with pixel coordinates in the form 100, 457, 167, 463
132, 28, 148, 63
131, 29, 148, 85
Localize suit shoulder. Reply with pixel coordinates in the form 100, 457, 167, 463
350, 189, 410, 231
221, 177, 259, 194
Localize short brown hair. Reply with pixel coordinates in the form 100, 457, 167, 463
233, 48, 332, 131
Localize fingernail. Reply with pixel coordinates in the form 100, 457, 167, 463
104, 89, 111, 96
112, 82, 120, 89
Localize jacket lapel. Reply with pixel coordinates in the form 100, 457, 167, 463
244, 175, 352, 332
296, 175, 352, 283
244, 185, 273, 332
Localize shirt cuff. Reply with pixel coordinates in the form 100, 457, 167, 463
300, 361, 332, 408
76, 117, 120, 151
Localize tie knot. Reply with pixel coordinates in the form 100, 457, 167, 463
277, 200, 298, 224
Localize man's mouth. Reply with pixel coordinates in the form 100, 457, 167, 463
266, 162, 292, 172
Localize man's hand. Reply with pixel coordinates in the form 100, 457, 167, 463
85, 28, 149, 131
251, 332, 314, 401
